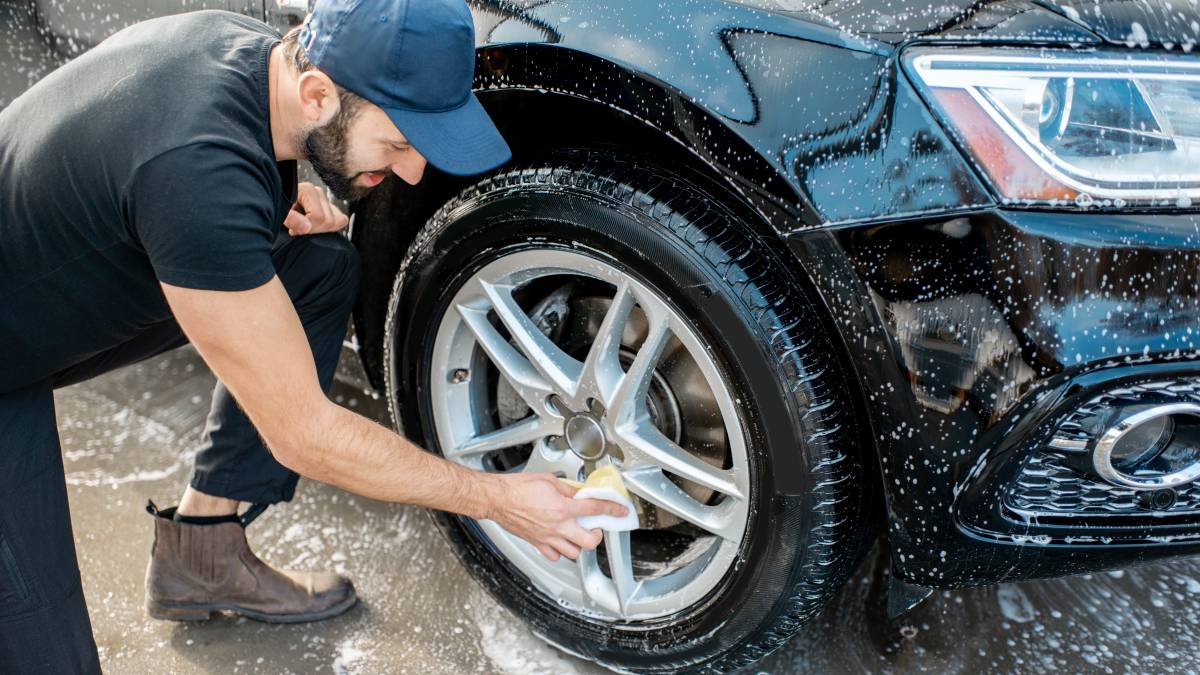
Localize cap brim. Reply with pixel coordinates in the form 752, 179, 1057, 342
384, 94, 511, 177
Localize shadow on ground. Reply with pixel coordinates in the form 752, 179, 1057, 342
58, 348, 1200, 673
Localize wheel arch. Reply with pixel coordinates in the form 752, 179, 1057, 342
350, 45, 884, 504
351, 40, 815, 385
355, 41, 813, 383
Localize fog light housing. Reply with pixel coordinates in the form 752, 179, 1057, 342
1093, 403, 1200, 489
1108, 413, 1174, 471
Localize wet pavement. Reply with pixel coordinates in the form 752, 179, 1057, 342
0, 1, 65, 109
61, 347, 593, 675
57, 346, 1200, 674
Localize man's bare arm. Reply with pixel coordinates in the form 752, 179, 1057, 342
161, 277, 625, 560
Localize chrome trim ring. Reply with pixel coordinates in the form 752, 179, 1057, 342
1093, 403, 1200, 490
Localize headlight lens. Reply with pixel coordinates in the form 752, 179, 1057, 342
906, 48, 1200, 208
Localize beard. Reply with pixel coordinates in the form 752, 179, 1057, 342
300, 105, 369, 202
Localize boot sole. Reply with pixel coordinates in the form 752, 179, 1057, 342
147, 592, 358, 624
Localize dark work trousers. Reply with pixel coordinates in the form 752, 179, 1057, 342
0, 232, 359, 673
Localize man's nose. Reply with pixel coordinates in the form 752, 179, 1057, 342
391, 154, 427, 186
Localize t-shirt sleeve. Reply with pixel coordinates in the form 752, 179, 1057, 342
126, 142, 280, 291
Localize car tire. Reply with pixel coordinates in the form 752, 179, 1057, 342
384, 153, 876, 673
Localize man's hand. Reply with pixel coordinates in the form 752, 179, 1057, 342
487, 473, 629, 562
284, 182, 349, 235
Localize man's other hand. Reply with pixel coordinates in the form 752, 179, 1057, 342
284, 182, 350, 235
488, 473, 629, 562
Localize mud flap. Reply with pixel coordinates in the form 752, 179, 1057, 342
887, 574, 934, 618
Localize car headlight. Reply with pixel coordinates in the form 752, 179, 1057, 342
905, 47, 1200, 208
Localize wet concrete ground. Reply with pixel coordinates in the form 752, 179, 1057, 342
58, 346, 1200, 674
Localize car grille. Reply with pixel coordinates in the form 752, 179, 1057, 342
1005, 451, 1200, 518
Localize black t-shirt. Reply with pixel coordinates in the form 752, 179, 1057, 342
0, 10, 297, 393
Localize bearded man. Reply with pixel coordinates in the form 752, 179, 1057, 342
0, 0, 625, 670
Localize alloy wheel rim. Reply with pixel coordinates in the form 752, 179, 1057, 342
429, 249, 751, 622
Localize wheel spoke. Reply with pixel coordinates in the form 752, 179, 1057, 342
481, 281, 583, 396
521, 439, 583, 478
577, 547, 622, 616
620, 420, 742, 498
608, 317, 670, 422
603, 530, 640, 614
575, 282, 636, 408
622, 465, 743, 541
456, 303, 553, 411
448, 416, 552, 460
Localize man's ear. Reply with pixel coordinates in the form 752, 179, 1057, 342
296, 70, 340, 126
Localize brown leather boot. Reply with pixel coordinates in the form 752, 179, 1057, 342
144, 503, 357, 623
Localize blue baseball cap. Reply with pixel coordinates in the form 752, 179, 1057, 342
299, 0, 511, 176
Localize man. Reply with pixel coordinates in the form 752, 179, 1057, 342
0, 0, 625, 670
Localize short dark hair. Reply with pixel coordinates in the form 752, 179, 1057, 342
280, 26, 366, 120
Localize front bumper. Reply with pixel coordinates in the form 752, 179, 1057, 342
788, 208, 1200, 587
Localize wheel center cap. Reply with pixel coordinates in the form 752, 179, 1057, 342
565, 414, 607, 461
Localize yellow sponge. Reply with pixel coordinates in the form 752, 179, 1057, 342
564, 465, 640, 531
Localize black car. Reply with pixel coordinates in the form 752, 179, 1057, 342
7, 0, 1200, 672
